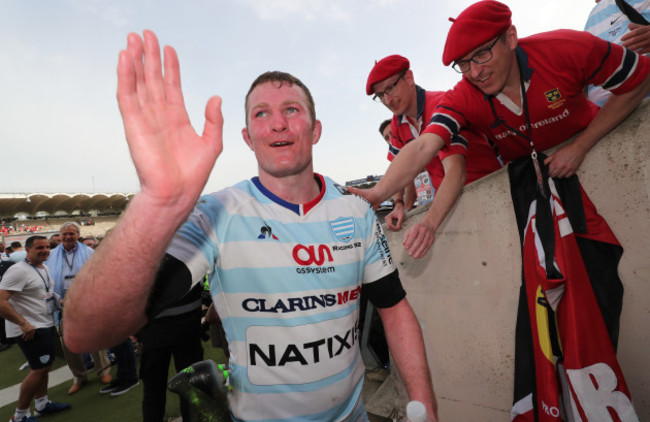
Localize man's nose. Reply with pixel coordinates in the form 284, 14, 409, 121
469, 60, 484, 79
271, 113, 288, 131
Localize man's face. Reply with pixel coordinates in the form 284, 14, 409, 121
26, 239, 50, 265
372, 71, 415, 116
242, 81, 322, 181
460, 32, 517, 96
83, 238, 97, 249
382, 125, 392, 145
61, 226, 79, 251
50, 234, 61, 245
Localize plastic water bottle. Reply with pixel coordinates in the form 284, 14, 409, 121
405, 401, 428, 422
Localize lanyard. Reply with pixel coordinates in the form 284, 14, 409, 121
25, 259, 51, 292
488, 55, 547, 198
62, 246, 77, 274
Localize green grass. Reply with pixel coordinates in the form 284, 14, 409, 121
1, 339, 226, 421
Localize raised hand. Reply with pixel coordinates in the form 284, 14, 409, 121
117, 30, 224, 209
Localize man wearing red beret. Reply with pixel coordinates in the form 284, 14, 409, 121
353, 1, 650, 420
366, 55, 502, 258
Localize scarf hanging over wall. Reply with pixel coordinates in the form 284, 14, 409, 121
508, 153, 638, 421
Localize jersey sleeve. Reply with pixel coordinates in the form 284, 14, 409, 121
422, 85, 473, 153
166, 194, 221, 284
578, 30, 650, 96
360, 204, 405, 308
361, 203, 398, 283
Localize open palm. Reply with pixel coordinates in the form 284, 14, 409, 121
117, 30, 223, 208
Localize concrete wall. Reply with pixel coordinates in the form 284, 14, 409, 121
382, 100, 650, 420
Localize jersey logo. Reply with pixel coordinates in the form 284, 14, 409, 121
293, 244, 333, 266
545, 88, 566, 110
330, 217, 355, 243
258, 223, 278, 240
545, 88, 561, 103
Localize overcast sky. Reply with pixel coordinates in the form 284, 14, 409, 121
1, 0, 597, 195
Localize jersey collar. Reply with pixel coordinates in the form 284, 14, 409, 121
251, 173, 326, 216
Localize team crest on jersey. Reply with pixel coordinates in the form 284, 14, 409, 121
258, 223, 278, 240
545, 88, 561, 102
330, 217, 355, 243
544, 88, 567, 110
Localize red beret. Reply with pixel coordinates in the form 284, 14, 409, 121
442, 1, 512, 66
366, 55, 410, 95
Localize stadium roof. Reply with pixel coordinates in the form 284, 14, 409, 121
0, 192, 136, 220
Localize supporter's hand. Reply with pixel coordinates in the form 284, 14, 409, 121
544, 142, 587, 178
21, 322, 35, 341
385, 206, 406, 231
117, 30, 224, 208
621, 23, 650, 55
402, 222, 435, 259
347, 187, 382, 209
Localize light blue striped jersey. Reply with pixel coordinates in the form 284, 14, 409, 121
167, 173, 397, 421
584, 0, 650, 105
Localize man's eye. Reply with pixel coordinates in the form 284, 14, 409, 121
286, 106, 299, 114
475, 49, 490, 60
254, 110, 268, 118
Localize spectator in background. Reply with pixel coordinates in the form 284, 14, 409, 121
49, 234, 61, 247
98, 337, 139, 397
0, 236, 70, 421
379, 118, 419, 214
9, 242, 27, 263
82, 236, 97, 249
379, 119, 392, 144
48, 222, 112, 395
585, 0, 650, 105
366, 55, 502, 258
138, 282, 204, 422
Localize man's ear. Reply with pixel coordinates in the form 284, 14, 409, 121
312, 120, 323, 145
505, 25, 519, 49
404, 69, 415, 87
242, 127, 254, 151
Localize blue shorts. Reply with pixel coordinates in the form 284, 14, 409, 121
15, 326, 56, 370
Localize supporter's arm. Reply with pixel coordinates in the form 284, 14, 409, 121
63, 30, 223, 352
404, 181, 417, 211
378, 298, 438, 421
621, 23, 650, 55
545, 72, 650, 178
0, 290, 35, 341
402, 154, 466, 259
350, 133, 445, 208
